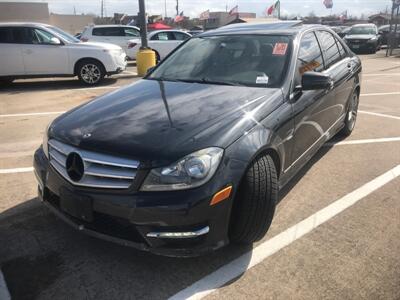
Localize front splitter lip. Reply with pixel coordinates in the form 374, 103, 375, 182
41, 196, 225, 258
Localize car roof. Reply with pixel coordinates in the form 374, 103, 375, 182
0, 22, 50, 27
198, 21, 327, 37
352, 23, 376, 27
90, 24, 138, 28
149, 29, 190, 35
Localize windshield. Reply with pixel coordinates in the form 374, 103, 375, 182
46, 26, 80, 43
148, 34, 292, 88
348, 26, 376, 35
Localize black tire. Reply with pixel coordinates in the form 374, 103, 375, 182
229, 155, 278, 244
0, 78, 14, 86
77, 59, 105, 85
340, 90, 359, 137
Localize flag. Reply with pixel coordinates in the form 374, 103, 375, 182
323, 0, 333, 9
174, 11, 184, 23
199, 9, 210, 20
266, 1, 280, 16
229, 5, 238, 16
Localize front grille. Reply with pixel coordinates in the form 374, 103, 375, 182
48, 139, 139, 189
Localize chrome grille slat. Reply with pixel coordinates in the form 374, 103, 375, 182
85, 164, 136, 179
47, 139, 139, 189
49, 150, 66, 166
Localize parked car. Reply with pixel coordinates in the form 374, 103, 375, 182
343, 23, 381, 53
337, 26, 350, 38
34, 23, 361, 257
126, 30, 191, 60
377, 24, 400, 45
80, 25, 140, 53
0, 23, 127, 85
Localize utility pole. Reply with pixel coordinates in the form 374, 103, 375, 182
100, 0, 104, 18
164, 0, 167, 18
176, 0, 179, 16
138, 0, 148, 48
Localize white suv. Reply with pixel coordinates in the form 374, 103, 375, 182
0, 23, 127, 85
126, 30, 191, 60
80, 25, 141, 54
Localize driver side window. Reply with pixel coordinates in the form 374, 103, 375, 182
29, 28, 56, 44
295, 32, 324, 86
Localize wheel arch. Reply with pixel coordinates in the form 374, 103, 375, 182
74, 57, 106, 75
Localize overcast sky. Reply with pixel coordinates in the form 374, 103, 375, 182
3, 0, 392, 18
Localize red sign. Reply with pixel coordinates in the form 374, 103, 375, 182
272, 43, 288, 56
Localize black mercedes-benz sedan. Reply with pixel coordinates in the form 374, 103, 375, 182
34, 23, 362, 257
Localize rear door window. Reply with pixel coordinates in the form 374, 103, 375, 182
92, 27, 124, 36
0, 27, 28, 44
151, 32, 175, 41
334, 37, 347, 58
316, 31, 342, 68
0, 27, 12, 43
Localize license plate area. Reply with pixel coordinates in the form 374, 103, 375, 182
59, 188, 93, 222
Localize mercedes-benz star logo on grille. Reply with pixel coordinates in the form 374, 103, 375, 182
66, 152, 84, 182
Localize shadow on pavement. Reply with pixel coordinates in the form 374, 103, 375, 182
0, 139, 343, 299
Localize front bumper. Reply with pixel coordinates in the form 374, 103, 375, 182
346, 40, 377, 52
33, 147, 233, 257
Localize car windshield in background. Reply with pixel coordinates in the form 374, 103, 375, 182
348, 27, 376, 35
47, 26, 80, 43
148, 34, 292, 88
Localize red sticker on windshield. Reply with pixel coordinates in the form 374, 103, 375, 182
273, 43, 288, 55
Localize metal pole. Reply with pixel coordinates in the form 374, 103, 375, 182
138, 0, 148, 49
101, 0, 104, 18
164, 0, 167, 18
176, 0, 179, 16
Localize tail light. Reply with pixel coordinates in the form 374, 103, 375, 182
128, 42, 137, 49
80, 37, 89, 42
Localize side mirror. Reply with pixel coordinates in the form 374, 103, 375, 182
302, 72, 333, 91
378, 31, 383, 35
50, 37, 62, 45
146, 66, 156, 75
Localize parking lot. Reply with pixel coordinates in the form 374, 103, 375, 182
0, 51, 399, 300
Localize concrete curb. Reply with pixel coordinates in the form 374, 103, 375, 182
0, 269, 11, 300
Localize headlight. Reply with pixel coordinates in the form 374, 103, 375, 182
369, 36, 378, 42
140, 147, 224, 191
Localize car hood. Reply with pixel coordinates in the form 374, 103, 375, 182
345, 34, 376, 40
50, 80, 282, 166
73, 41, 122, 50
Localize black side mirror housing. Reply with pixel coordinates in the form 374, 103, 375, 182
302, 72, 333, 91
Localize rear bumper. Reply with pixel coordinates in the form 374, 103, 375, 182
33, 147, 233, 257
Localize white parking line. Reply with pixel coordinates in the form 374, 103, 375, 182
72, 86, 121, 91
363, 73, 400, 76
324, 137, 400, 147
360, 92, 400, 97
0, 167, 33, 174
0, 111, 65, 118
358, 110, 400, 120
169, 165, 400, 300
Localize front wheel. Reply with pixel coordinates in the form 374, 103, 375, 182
340, 91, 359, 137
229, 155, 278, 244
77, 60, 105, 85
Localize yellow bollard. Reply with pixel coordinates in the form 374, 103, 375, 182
136, 48, 156, 77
